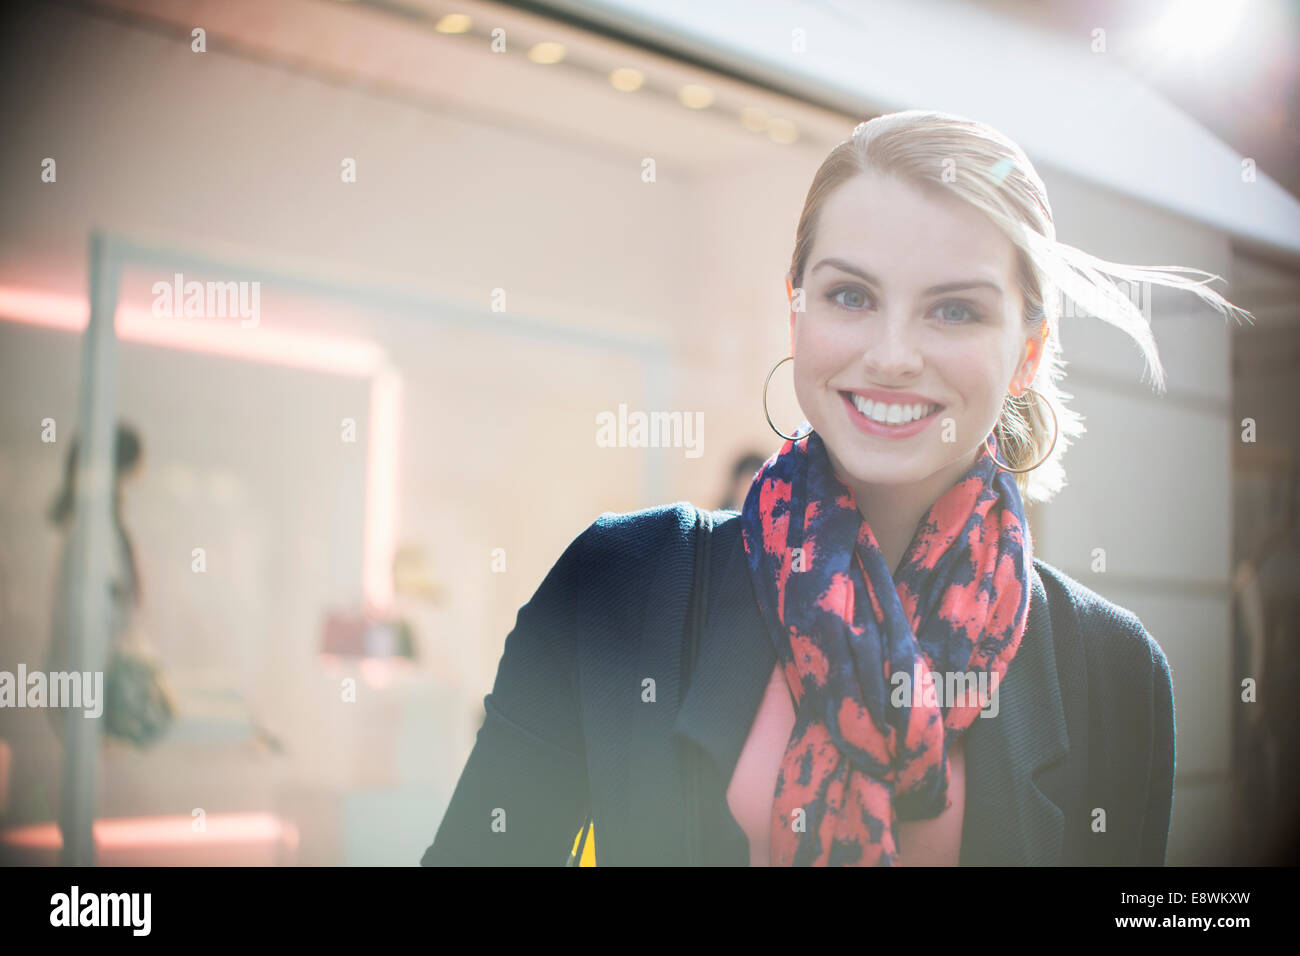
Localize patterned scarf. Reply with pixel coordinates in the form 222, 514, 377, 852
738, 427, 1032, 866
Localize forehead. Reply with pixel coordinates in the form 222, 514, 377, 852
811, 171, 1017, 285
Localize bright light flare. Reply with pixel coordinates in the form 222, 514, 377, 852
1152, 0, 1249, 56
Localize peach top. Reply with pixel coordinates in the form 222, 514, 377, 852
725, 663, 966, 866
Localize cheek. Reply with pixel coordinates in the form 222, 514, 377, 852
793, 318, 846, 388
937, 341, 1010, 410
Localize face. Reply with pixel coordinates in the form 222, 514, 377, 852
789, 170, 1046, 507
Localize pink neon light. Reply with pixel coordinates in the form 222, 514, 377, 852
0, 812, 297, 847
0, 287, 386, 374
0, 288, 86, 331
0, 813, 299, 865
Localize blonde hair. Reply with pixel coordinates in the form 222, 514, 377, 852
788, 109, 1255, 502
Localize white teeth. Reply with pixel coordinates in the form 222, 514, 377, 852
849, 393, 939, 426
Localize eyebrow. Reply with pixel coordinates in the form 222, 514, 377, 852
810, 257, 1005, 298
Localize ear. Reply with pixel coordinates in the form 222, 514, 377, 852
1010, 323, 1050, 396
786, 273, 797, 356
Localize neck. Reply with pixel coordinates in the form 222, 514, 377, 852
851, 484, 934, 577
831, 450, 980, 576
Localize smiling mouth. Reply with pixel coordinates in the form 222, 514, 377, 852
840, 391, 944, 426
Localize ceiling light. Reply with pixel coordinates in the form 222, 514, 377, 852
609, 67, 645, 92
434, 14, 472, 34
528, 42, 566, 64
678, 84, 714, 109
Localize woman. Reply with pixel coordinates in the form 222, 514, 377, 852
46, 422, 174, 749
420, 110, 1253, 866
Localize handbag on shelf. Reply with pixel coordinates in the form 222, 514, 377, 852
565, 505, 714, 866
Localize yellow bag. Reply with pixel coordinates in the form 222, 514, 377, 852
568, 820, 595, 866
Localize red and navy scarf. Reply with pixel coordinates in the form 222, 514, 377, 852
739, 428, 1032, 866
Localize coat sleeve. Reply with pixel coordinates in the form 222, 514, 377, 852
419, 522, 592, 866
1138, 633, 1176, 865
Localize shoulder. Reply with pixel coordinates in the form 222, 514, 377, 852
580, 500, 701, 559
588, 500, 702, 543
563, 500, 708, 587
1032, 557, 1172, 693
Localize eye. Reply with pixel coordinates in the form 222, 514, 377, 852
933, 300, 981, 323
828, 285, 872, 311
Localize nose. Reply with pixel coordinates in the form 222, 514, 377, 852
860, 314, 923, 379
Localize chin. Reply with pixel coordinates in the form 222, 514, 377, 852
845, 461, 941, 490
822, 432, 943, 489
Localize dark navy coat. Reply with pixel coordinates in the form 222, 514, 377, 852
420, 502, 1175, 866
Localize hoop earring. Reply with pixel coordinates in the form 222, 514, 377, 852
762, 356, 812, 442
988, 386, 1059, 473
